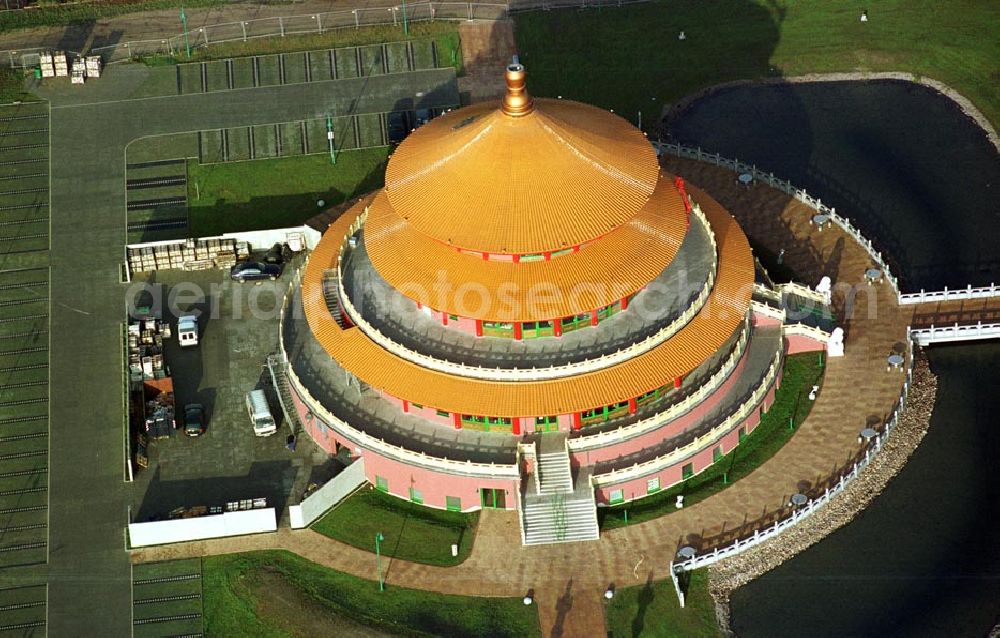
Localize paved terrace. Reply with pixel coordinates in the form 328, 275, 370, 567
340, 209, 715, 368
134, 158, 915, 636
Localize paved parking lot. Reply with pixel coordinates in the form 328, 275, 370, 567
129, 263, 337, 526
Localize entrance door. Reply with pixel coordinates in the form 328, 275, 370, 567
535, 416, 559, 433
480, 488, 506, 509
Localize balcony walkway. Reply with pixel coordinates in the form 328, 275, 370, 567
133, 158, 917, 636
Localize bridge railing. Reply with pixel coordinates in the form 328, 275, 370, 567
670, 329, 915, 575
899, 283, 1000, 305
910, 321, 1000, 345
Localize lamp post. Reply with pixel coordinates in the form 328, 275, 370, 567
401, 0, 409, 35
179, 6, 192, 59
326, 115, 336, 165
375, 532, 385, 592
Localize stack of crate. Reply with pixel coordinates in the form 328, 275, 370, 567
39, 52, 55, 78
85, 55, 102, 78
53, 51, 68, 77
70, 58, 85, 85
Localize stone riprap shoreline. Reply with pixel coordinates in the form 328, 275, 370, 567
707, 354, 938, 635
661, 73, 999, 153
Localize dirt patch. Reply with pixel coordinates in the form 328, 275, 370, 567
250, 568, 398, 638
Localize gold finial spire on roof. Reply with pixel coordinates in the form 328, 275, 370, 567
501, 58, 533, 117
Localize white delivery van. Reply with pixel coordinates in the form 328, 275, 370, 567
246, 389, 277, 437
177, 315, 199, 347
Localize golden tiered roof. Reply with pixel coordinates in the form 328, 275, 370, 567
300, 183, 754, 417
383, 94, 658, 255
364, 173, 689, 322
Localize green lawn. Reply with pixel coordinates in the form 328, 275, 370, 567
203, 550, 541, 637
516, 0, 1000, 131
0, 68, 30, 103
186, 148, 388, 236
601, 353, 825, 530
311, 487, 478, 567
605, 569, 719, 638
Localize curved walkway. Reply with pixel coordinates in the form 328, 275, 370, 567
133, 157, 923, 635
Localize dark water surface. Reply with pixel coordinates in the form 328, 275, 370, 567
668, 81, 1000, 291
669, 81, 1000, 636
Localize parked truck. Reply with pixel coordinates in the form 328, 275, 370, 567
177, 315, 199, 347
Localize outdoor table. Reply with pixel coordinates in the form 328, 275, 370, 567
677, 546, 697, 560
860, 427, 878, 442
737, 173, 753, 187
790, 493, 808, 507
887, 353, 904, 370
811, 213, 831, 229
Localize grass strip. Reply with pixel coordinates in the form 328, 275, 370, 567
601, 353, 825, 530
311, 486, 478, 567
203, 550, 541, 637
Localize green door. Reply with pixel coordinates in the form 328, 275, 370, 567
535, 416, 559, 433
480, 488, 506, 509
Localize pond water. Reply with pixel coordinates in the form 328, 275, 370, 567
668, 80, 1000, 636
668, 80, 1000, 292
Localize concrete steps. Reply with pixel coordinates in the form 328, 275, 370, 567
521, 437, 599, 545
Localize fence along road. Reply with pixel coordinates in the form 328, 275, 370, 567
0, 0, 654, 68
44, 68, 457, 636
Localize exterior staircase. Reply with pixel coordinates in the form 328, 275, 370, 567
322, 272, 349, 328
520, 435, 600, 545
267, 354, 303, 434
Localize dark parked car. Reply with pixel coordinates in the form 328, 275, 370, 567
263, 243, 285, 265
183, 403, 206, 437
387, 111, 409, 145
230, 261, 282, 282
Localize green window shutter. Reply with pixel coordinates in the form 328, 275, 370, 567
646, 477, 660, 494
409, 487, 423, 505
738, 427, 747, 442
713, 446, 723, 463
609, 489, 624, 505
375, 476, 388, 492
446, 496, 461, 512
682, 463, 694, 480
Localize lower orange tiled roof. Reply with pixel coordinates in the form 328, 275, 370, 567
299, 184, 754, 417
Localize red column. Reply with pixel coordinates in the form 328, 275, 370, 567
621, 296, 629, 311
628, 397, 636, 414
512, 253, 520, 263
453, 413, 462, 429
572, 412, 582, 430
482, 252, 489, 261
512, 417, 521, 435
591, 309, 599, 326
553, 319, 562, 338
442, 313, 448, 326
475, 320, 483, 337
572, 245, 581, 253
674, 375, 682, 389
544, 251, 551, 261
514, 322, 522, 340
402, 400, 409, 413
416, 301, 422, 310
674, 175, 685, 191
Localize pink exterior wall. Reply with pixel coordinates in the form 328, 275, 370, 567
290, 382, 519, 511
572, 342, 756, 466
362, 453, 518, 512
753, 311, 783, 327
785, 333, 826, 354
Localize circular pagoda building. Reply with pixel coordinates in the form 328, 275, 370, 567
280, 62, 832, 544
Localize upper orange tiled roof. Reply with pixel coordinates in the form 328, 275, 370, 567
383, 98, 659, 255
